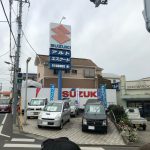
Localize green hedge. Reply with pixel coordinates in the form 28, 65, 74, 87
108, 105, 128, 123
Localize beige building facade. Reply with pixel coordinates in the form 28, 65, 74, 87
120, 75, 150, 118
35, 55, 103, 89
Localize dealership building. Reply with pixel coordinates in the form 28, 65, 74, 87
120, 75, 150, 118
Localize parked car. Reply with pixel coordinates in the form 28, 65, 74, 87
82, 99, 108, 133
69, 99, 79, 117
27, 98, 48, 118
125, 108, 147, 130
0, 98, 12, 113
37, 100, 71, 129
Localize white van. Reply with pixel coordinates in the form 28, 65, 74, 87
27, 98, 48, 118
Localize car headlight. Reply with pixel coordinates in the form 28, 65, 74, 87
71, 106, 75, 110
83, 118, 87, 125
102, 120, 107, 126
55, 114, 61, 120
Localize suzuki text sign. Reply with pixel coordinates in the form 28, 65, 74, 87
49, 23, 71, 70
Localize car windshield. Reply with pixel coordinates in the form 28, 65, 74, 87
30, 99, 45, 106
70, 100, 78, 106
0, 99, 10, 105
43, 103, 62, 112
85, 104, 105, 114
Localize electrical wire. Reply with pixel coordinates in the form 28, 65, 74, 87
9, 0, 13, 63
0, 51, 10, 58
11, 2, 44, 64
0, 0, 17, 46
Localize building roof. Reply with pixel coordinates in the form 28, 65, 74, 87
102, 73, 121, 79
35, 54, 103, 70
141, 77, 150, 80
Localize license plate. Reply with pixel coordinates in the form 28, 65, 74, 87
42, 121, 47, 125
34, 112, 38, 115
88, 126, 95, 130
135, 124, 140, 128
48, 122, 54, 125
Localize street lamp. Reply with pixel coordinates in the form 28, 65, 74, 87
24, 57, 31, 125
60, 16, 66, 24
4, 61, 12, 65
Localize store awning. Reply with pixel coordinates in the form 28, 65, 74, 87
122, 94, 150, 101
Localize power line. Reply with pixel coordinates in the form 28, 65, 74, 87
11, 5, 40, 58
0, 51, 9, 58
22, 31, 39, 55
11, 2, 44, 64
0, 0, 17, 46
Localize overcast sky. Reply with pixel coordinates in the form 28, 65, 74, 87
0, 0, 150, 90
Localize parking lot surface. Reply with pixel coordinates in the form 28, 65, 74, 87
23, 116, 125, 145
137, 121, 150, 145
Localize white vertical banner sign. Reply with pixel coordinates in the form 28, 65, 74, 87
76, 88, 80, 107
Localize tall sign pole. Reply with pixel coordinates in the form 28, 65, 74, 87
49, 23, 71, 100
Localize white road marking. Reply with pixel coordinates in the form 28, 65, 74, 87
4, 143, 41, 148
1, 113, 8, 125
80, 147, 105, 150
0, 113, 10, 138
11, 138, 35, 142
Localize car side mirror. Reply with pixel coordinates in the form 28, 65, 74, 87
28, 102, 30, 105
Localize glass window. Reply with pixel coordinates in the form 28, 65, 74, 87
30, 99, 45, 106
44, 103, 62, 112
85, 104, 105, 114
65, 70, 70, 74
53, 69, 58, 75
72, 69, 77, 74
0, 99, 10, 104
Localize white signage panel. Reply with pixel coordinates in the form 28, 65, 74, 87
126, 80, 150, 89
50, 23, 71, 50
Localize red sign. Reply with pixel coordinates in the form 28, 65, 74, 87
62, 91, 97, 98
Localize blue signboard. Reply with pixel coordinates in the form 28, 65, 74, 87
50, 56, 71, 63
49, 23, 71, 71
112, 82, 120, 91
98, 84, 107, 108
49, 48, 71, 70
49, 63, 71, 70
50, 84, 55, 101
50, 49, 71, 57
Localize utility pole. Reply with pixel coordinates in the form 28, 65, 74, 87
13, 0, 23, 124
13, 0, 30, 124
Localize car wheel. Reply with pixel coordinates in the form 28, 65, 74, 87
74, 112, 77, 117
59, 121, 63, 130
143, 125, 146, 131
38, 125, 42, 128
82, 126, 86, 132
68, 118, 70, 122
104, 129, 107, 134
